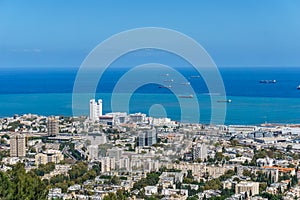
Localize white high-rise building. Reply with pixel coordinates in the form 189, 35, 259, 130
89, 99, 103, 121
193, 143, 207, 161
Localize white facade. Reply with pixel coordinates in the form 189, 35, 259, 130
100, 157, 115, 173
89, 99, 103, 121
87, 145, 99, 160
107, 147, 123, 161
235, 181, 260, 196
193, 143, 207, 161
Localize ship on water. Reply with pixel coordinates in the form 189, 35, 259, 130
190, 75, 201, 78
259, 80, 276, 83
217, 99, 232, 103
178, 94, 193, 98
159, 85, 172, 89
181, 82, 191, 85
297, 85, 300, 90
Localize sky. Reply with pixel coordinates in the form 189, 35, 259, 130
0, 0, 300, 68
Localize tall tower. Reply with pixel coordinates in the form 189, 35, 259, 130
98, 99, 103, 117
10, 134, 26, 157
192, 143, 207, 161
89, 99, 103, 121
47, 116, 59, 136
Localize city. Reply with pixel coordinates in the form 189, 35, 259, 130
1, 99, 300, 200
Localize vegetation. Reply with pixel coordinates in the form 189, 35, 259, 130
47, 162, 100, 193
133, 172, 161, 190
33, 162, 55, 176
0, 163, 48, 200
102, 190, 129, 200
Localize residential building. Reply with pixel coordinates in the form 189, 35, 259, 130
137, 129, 157, 147
100, 157, 115, 173
89, 99, 102, 121
10, 133, 26, 157
47, 116, 59, 136
235, 181, 259, 197
107, 147, 123, 161
192, 143, 207, 161
35, 150, 64, 165
87, 145, 99, 160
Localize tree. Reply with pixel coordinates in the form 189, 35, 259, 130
215, 152, 224, 161
286, 145, 293, 152
2, 163, 49, 200
103, 192, 117, 200
230, 139, 239, 146
259, 182, 267, 194
116, 189, 127, 200
242, 169, 252, 177
133, 172, 161, 190
110, 175, 121, 185
0, 171, 12, 199
187, 170, 193, 179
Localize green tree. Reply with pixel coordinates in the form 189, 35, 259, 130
7, 163, 48, 200
215, 152, 224, 161
103, 192, 117, 200
242, 169, 252, 177
0, 171, 12, 199
259, 182, 267, 194
116, 189, 127, 200
110, 175, 121, 185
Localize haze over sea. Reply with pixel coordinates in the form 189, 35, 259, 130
1, 66, 300, 125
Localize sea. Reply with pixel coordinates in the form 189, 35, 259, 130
1, 66, 300, 125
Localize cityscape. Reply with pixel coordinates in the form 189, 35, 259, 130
1, 1, 300, 200
1, 99, 300, 199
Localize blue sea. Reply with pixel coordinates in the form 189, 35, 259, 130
1, 66, 300, 125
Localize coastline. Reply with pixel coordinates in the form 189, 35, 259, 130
0, 92, 300, 125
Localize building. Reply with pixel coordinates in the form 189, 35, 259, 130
35, 153, 48, 165
137, 129, 157, 147
192, 143, 207, 161
100, 157, 115, 173
235, 181, 259, 197
10, 133, 26, 157
107, 147, 123, 161
105, 112, 128, 124
144, 186, 158, 196
47, 116, 59, 136
87, 145, 99, 160
86, 132, 107, 145
129, 112, 146, 123
90, 99, 103, 121
119, 157, 130, 170
35, 150, 64, 165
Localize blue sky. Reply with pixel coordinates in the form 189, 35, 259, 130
0, 0, 300, 68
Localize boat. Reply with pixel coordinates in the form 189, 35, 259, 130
217, 99, 232, 103
297, 85, 300, 90
181, 82, 190, 85
190, 75, 201, 78
161, 73, 169, 76
159, 85, 172, 89
163, 79, 174, 82
178, 94, 193, 98
259, 80, 276, 84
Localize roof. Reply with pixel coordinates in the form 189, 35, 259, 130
262, 166, 295, 173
